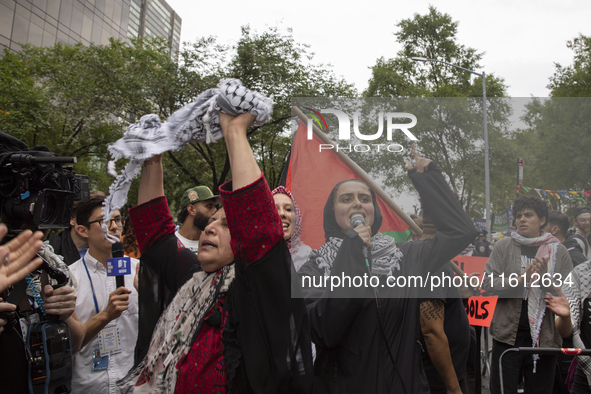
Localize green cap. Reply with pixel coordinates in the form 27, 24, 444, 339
180, 186, 219, 209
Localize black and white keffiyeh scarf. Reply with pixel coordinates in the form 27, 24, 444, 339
511, 231, 560, 370
101, 79, 273, 242
563, 260, 591, 386
308, 232, 403, 277
28, 242, 75, 291
118, 264, 236, 393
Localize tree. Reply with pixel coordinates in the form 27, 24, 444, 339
509, 35, 591, 206
518, 97, 591, 197
177, 26, 356, 202
0, 30, 355, 216
548, 34, 591, 97
363, 6, 511, 218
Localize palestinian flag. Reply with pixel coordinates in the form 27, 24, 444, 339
281, 120, 412, 250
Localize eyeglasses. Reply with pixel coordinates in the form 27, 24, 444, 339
85, 216, 124, 228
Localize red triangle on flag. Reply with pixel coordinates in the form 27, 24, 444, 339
286, 121, 411, 250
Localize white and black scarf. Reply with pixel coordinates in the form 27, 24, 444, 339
118, 264, 236, 393
563, 260, 591, 386
101, 79, 273, 242
309, 232, 403, 277
511, 231, 560, 369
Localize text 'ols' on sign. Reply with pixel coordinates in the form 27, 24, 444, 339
465, 296, 498, 327
106, 257, 132, 276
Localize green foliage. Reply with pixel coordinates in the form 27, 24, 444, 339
549, 34, 591, 97
519, 97, 591, 197
178, 25, 356, 209
363, 6, 511, 218
0, 30, 354, 217
230, 26, 356, 187
0, 37, 221, 203
510, 35, 591, 212
365, 6, 506, 99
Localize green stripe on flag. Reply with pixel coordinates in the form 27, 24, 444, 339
382, 229, 412, 243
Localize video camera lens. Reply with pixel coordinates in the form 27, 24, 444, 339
0, 132, 89, 230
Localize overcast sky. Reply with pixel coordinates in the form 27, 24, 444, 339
165, 0, 589, 215
166, 0, 590, 97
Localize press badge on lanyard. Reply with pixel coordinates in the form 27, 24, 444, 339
98, 322, 122, 356
93, 349, 109, 371
82, 256, 126, 370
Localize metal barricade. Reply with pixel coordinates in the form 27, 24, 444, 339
499, 347, 591, 394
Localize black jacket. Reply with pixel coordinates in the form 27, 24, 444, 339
48, 228, 81, 266
563, 233, 590, 267
299, 163, 477, 394
473, 239, 492, 257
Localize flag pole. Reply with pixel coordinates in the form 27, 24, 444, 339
292, 106, 423, 238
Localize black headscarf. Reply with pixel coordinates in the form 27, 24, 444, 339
323, 179, 383, 241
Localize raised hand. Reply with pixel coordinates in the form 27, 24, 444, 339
0, 225, 44, 293
219, 112, 256, 139
407, 143, 431, 173
545, 286, 570, 318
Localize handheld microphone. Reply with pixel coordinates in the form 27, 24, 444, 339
350, 214, 369, 261
107, 241, 131, 289
350, 214, 365, 229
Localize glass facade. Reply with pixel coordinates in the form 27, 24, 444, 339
1, 0, 180, 55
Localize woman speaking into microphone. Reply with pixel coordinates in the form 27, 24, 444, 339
298, 145, 477, 394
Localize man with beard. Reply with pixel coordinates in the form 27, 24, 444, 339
175, 186, 220, 254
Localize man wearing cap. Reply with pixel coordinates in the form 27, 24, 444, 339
563, 205, 591, 266
474, 230, 493, 257
175, 186, 220, 254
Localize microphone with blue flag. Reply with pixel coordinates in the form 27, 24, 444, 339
107, 241, 131, 288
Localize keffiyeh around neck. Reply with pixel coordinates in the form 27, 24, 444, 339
118, 264, 236, 393
101, 79, 273, 242
309, 232, 403, 277
309, 178, 402, 276
511, 230, 561, 369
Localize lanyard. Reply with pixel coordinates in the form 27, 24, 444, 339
82, 257, 100, 315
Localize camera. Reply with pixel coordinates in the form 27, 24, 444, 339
0, 132, 89, 230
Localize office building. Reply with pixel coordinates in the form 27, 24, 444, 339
0, 0, 181, 55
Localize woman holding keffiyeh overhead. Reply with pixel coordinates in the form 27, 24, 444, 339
483, 196, 573, 394
297, 145, 477, 394
118, 112, 313, 393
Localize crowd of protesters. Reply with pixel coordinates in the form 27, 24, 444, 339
1, 109, 591, 394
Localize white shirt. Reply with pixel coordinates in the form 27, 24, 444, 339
175, 230, 199, 254
69, 251, 139, 394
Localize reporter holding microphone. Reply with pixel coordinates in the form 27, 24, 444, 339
69, 196, 139, 394
298, 145, 477, 393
